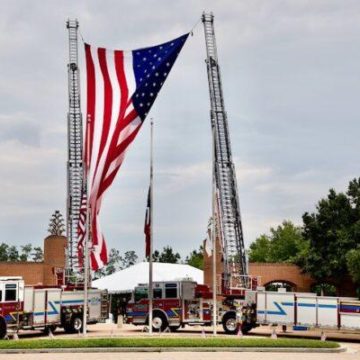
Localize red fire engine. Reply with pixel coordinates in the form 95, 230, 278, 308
126, 278, 257, 334
0, 276, 108, 338
127, 278, 360, 334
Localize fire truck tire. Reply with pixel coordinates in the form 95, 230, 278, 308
222, 313, 237, 334
70, 315, 84, 333
63, 323, 72, 333
150, 311, 168, 332
43, 325, 57, 335
170, 325, 181, 332
0, 317, 6, 339
241, 322, 253, 335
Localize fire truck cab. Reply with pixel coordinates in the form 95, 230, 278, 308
126, 279, 255, 334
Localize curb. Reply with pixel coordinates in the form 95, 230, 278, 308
0, 346, 346, 354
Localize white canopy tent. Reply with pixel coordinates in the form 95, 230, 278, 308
92, 262, 204, 294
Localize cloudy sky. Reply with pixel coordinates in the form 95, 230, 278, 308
1, 0, 360, 260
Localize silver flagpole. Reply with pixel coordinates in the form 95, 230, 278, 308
211, 121, 217, 336
83, 114, 91, 335
148, 118, 154, 335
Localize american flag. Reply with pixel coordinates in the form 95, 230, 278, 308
78, 33, 189, 271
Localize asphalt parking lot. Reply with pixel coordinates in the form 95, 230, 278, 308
9, 322, 360, 342
1, 323, 359, 360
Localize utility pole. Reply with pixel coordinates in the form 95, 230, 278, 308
66, 19, 83, 278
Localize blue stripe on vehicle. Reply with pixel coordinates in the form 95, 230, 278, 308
297, 303, 337, 309
282, 302, 294, 306
341, 305, 360, 311
257, 302, 287, 316
54, 300, 84, 304
127, 311, 147, 317
257, 301, 337, 316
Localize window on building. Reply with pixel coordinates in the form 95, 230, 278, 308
165, 283, 177, 298
5, 284, 17, 302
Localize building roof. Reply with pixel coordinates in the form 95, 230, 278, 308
92, 262, 204, 294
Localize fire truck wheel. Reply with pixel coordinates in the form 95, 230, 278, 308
43, 325, 57, 335
0, 317, 6, 339
71, 315, 84, 333
170, 325, 181, 332
222, 313, 237, 334
241, 322, 252, 335
150, 311, 168, 332
63, 323, 72, 334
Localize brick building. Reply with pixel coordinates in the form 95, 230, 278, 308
203, 238, 356, 296
0, 235, 66, 286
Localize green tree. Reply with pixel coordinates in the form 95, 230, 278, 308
7, 246, 19, 262
93, 267, 106, 280
301, 183, 360, 288
153, 246, 180, 263
0, 243, 9, 261
248, 235, 271, 262
31, 247, 43, 262
151, 250, 160, 262
248, 221, 306, 263
105, 248, 123, 275
120, 251, 138, 269
269, 221, 306, 263
346, 248, 360, 286
186, 246, 204, 270
20, 244, 32, 262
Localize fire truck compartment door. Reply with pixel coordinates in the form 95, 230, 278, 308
296, 295, 317, 326
181, 282, 196, 300
257, 292, 295, 324
88, 290, 102, 320
184, 299, 202, 321
24, 287, 34, 313
317, 297, 338, 327
340, 300, 360, 329
33, 290, 46, 324
46, 289, 61, 323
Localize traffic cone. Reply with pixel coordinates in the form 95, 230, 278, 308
270, 327, 277, 339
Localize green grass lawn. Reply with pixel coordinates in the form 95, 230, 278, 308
0, 337, 339, 349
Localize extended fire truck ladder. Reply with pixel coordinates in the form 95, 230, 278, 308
202, 13, 248, 293
66, 19, 83, 277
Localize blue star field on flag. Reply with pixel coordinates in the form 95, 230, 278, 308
132, 33, 189, 120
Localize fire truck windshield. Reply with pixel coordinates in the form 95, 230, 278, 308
134, 287, 148, 302
5, 284, 17, 302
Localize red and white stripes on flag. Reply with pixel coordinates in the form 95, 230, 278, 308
78, 34, 189, 271
77, 191, 87, 268
83, 44, 140, 271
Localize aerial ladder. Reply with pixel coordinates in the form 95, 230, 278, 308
202, 13, 249, 294
66, 19, 83, 278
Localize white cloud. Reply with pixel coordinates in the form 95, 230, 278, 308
1, 0, 360, 258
